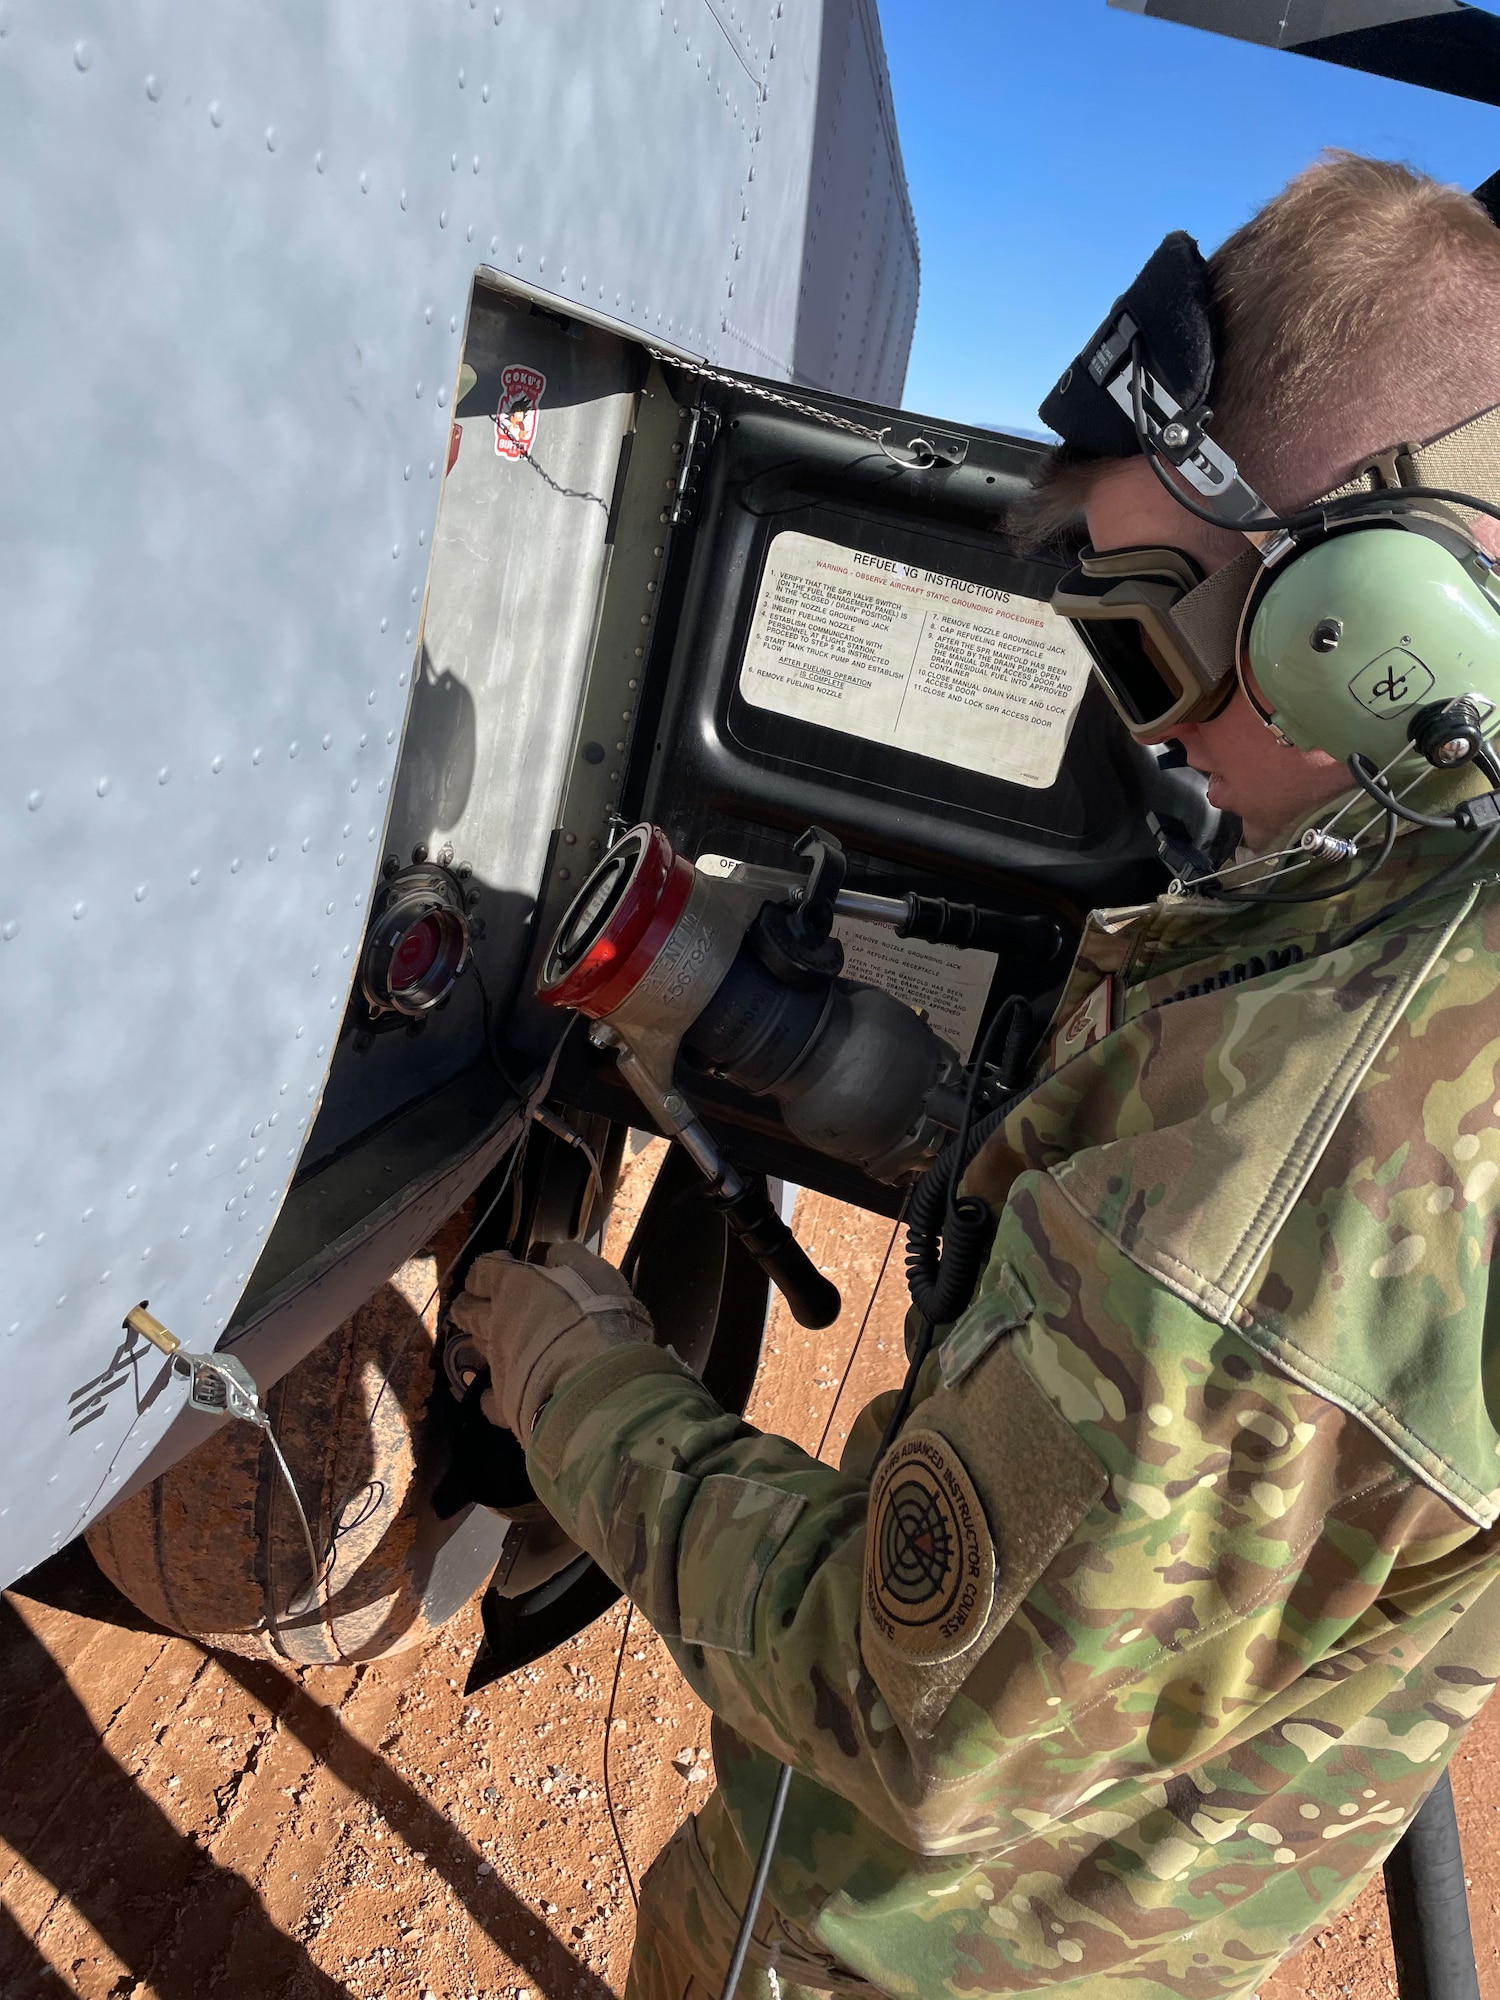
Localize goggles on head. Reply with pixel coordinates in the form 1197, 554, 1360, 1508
1052, 543, 1260, 735
1038, 231, 1278, 742
1039, 232, 1500, 756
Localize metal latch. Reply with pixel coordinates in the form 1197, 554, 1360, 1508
670, 403, 721, 524
890, 429, 968, 469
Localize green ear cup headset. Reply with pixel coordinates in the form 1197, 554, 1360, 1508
1240, 515, 1500, 766
1040, 233, 1500, 929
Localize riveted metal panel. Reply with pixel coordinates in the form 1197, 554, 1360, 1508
0, 0, 918, 1585
710, 0, 821, 379
299, 288, 644, 1168
791, 0, 920, 402
704, 0, 919, 397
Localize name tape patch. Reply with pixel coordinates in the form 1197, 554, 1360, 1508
865, 1430, 995, 1662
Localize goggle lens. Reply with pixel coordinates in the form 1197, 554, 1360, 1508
1072, 620, 1183, 730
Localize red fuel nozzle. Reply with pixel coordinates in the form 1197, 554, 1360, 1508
536, 825, 696, 1019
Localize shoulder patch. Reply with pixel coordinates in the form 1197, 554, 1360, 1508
865, 1430, 995, 1662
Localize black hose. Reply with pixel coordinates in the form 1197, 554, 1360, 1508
1383, 1770, 1480, 2000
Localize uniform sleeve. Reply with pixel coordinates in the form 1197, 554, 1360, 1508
527, 1170, 1471, 1856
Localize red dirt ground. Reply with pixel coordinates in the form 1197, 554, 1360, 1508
3, 1152, 1497, 1998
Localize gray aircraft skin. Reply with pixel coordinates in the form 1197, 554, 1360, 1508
0, 0, 918, 1593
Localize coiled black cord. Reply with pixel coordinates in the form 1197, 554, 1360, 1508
887, 996, 1033, 1458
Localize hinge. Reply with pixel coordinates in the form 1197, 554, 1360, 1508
671, 405, 721, 525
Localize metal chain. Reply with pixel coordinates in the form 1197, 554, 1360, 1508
646, 347, 893, 446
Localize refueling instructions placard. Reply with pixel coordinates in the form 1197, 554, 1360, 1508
738, 532, 1093, 789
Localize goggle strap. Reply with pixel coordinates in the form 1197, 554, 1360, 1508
1170, 546, 1263, 693
1319, 403, 1500, 515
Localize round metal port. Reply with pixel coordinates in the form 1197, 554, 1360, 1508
360, 863, 471, 1017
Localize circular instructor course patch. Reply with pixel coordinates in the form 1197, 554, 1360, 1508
865, 1429, 995, 1662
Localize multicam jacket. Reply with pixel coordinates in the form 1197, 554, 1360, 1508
529, 802, 1500, 1999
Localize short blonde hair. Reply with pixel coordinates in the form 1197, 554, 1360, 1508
1016, 153, 1500, 546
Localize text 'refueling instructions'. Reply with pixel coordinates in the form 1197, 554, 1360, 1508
737, 532, 1093, 789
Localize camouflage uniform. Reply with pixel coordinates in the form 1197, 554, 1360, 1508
528, 793, 1500, 1999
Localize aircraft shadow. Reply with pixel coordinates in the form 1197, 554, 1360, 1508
2, 1549, 615, 2000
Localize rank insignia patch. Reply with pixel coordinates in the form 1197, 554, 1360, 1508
1051, 976, 1113, 1068
865, 1430, 995, 1662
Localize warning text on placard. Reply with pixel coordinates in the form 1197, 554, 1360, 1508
832, 921, 996, 1062
738, 533, 1092, 788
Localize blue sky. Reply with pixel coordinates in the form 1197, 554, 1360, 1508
879, 0, 1499, 432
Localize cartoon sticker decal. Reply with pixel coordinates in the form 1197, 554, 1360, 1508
494, 363, 546, 460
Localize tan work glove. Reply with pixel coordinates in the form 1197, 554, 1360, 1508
447, 1242, 654, 1440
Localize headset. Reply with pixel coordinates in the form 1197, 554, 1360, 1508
1040, 232, 1500, 928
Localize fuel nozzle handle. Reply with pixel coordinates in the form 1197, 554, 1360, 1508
708, 1177, 842, 1330
606, 1038, 843, 1331
897, 894, 1064, 963
827, 884, 1066, 966
788, 826, 847, 947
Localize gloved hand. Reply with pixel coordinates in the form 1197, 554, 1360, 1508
447, 1242, 654, 1441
